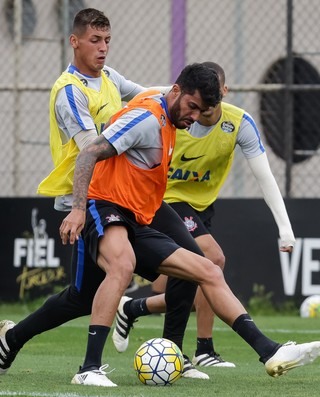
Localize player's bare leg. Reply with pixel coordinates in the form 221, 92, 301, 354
72, 225, 135, 387
158, 248, 320, 377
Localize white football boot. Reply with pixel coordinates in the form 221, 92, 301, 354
71, 364, 117, 387
112, 296, 135, 352
192, 351, 235, 368
265, 340, 320, 377
182, 355, 210, 379
0, 320, 17, 375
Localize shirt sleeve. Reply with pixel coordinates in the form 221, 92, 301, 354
102, 108, 160, 155
106, 66, 146, 102
237, 112, 265, 159
55, 85, 96, 141
247, 152, 295, 247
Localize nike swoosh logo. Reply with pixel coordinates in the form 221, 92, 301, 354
89, 331, 97, 335
180, 153, 205, 161
96, 102, 108, 115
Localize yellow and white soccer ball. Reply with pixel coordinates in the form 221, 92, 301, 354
300, 295, 320, 318
133, 337, 184, 386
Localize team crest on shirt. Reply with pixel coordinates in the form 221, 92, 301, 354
103, 68, 110, 77
160, 114, 166, 126
221, 121, 235, 133
105, 214, 121, 223
183, 216, 198, 232
80, 78, 88, 87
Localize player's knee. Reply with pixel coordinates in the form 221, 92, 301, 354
197, 257, 218, 279
200, 259, 224, 285
203, 246, 225, 269
200, 248, 226, 270
104, 259, 135, 288
117, 261, 134, 282
213, 250, 225, 269
197, 237, 225, 269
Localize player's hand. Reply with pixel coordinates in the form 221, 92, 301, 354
279, 245, 293, 253
279, 238, 295, 253
59, 209, 85, 245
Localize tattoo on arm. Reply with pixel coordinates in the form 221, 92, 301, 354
72, 135, 117, 211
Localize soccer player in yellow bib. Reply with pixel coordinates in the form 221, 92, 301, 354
112, 62, 296, 378
37, 8, 168, 212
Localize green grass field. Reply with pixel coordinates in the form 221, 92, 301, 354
1, 305, 320, 397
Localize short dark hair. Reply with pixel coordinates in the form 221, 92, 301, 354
201, 61, 226, 86
175, 63, 222, 108
72, 8, 111, 35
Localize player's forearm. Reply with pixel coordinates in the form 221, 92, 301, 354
72, 149, 97, 211
72, 135, 117, 211
247, 153, 295, 246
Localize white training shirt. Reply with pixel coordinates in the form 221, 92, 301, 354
102, 94, 167, 169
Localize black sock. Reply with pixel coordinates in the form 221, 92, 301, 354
195, 338, 214, 356
80, 325, 110, 372
232, 314, 280, 363
5, 328, 21, 351
125, 298, 150, 320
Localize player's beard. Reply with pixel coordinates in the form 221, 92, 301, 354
170, 95, 194, 129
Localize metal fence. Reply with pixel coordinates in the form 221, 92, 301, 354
1, 0, 319, 198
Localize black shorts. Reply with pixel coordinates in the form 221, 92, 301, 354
168, 202, 215, 238
149, 202, 203, 256
80, 199, 180, 284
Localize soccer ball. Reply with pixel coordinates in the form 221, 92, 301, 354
300, 295, 320, 318
133, 337, 184, 386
